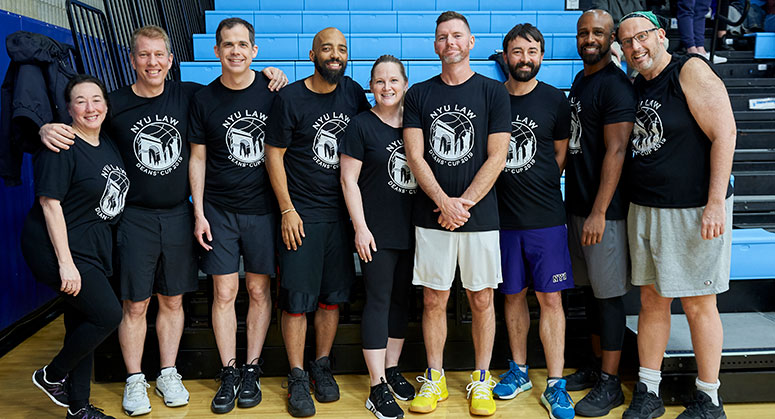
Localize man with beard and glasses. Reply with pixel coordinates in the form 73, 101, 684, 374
490, 23, 575, 419
562, 9, 637, 418
264, 27, 370, 418
403, 11, 510, 417
618, 12, 734, 419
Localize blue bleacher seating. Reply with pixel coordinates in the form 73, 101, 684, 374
253, 12, 303, 34
350, 12, 398, 33
753, 33, 775, 59
303, 11, 350, 33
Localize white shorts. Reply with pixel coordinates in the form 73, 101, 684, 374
412, 227, 502, 292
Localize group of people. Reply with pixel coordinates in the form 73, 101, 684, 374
23, 7, 734, 419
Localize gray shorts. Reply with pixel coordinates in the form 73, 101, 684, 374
567, 215, 631, 299
628, 197, 733, 298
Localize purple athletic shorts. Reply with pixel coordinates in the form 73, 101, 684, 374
499, 225, 575, 294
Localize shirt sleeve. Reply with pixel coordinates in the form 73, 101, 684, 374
187, 95, 207, 145
554, 91, 572, 141
264, 92, 294, 148
601, 71, 637, 125
487, 81, 512, 134
339, 116, 364, 161
33, 148, 74, 201
402, 85, 422, 129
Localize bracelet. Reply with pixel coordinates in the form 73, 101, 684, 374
281, 208, 296, 215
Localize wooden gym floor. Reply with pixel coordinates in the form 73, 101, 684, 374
1, 317, 772, 418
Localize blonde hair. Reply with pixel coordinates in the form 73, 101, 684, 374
130, 25, 171, 54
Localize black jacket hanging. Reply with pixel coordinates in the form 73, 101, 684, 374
1, 31, 78, 186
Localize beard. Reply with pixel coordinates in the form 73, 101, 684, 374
508, 60, 540, 82
314, 56, 346, 85
579, 42, 611, 65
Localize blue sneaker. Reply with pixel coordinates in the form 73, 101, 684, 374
492, 360, 532, 399
541, 379, 575, 419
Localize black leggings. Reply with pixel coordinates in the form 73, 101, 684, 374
583, 287, 626, 352
21, 220, 122, 404
360, 248, 413, 350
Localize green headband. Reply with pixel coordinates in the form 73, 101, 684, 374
619, 11, 661, 29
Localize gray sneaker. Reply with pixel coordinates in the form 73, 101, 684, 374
122, 373, 151, 416
155, 367, 189, 407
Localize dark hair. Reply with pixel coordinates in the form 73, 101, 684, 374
370, 55, 407, 83
436, 11, 470, 32
502, 23, 545, 53
216, 17, 255, 47
65, 74, 110, 107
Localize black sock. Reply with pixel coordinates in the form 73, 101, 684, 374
69, 399, 88, 412
45, 364, 66, 382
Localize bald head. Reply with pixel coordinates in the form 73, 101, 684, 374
310, 27, 348, 85
579, 9, 614, 35
312, 27, 346, 51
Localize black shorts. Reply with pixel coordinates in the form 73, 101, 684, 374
200, 201, 276, 276
278, 220, 355, 314
117, 202, 199, 301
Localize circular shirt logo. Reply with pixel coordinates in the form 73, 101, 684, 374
631, 104, 665, 156
313, 118, 348, 166
226, 116, 266, 164
505, 120, 537, 170
133, 122, 182, 171
429, 111, 475, 162
387, 145, 417, 191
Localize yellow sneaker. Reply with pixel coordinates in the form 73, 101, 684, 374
409, 368, 448, 413
467, 370, 497, 416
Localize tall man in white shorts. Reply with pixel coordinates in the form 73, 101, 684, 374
403, 11, 511, 417
618, 12, 735, 419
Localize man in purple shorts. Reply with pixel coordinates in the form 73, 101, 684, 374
491, 24, 575, 419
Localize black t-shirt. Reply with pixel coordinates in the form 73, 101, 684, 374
403, 73, 511, 232
107, 80, 200, 209
265, 76, 370, 222
565, 61, 636, 220
629, 54, 733, 208
496, 82, 570, 230
339, 110, 416, 249
189, 71, 277, 215
31, 134, 129, 274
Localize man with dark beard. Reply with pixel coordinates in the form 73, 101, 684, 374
264, 27, 370, 418
491, 24, 575, 419
562, 9, 637, 418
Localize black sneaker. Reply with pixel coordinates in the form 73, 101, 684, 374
308, 356, 340, 402
66, 404, 116, 419
676, 390, 727, 419
287, 368, 316, 417
32, 365, 69, 407
366, 378, 404, 419
211, 365, 240, 414
575, 373, 625, 417
563, 366, 599, 391
238, 361, 263, 408
385, 366, 415, 401
623, 382, 666, 419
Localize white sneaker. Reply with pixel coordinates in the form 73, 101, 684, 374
155, 367, 190, 407
703, 52, 728, 64
123, 373, 152, 416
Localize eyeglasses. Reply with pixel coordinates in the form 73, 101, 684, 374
620, 28, 659, 48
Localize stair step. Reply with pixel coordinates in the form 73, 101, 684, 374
737, 129, 775, 149
734, 149, 775, 162
734, 110, 775, 121
715, 62, 774, 79
730, 94, 775, 111
725, 78, 775, 87
733, 171, 775, 195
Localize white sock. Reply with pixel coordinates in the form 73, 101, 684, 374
547, 378, 560, 387
517, 363, 528, 374
696, 378, 721, 406
639, 366, 661, 396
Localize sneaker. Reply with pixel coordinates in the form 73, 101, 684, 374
308, 356, 340, 402
122, 373, 151, 416
366, 378, 404, 419
563, 366, 599, 391
702, 52, 728, 64
541, 379, 575, 419
467, 370, 497, 416
676, 390, 727, 419
385, 366, 415, 401
493, 360, 533, 399
287, 367, 316, 417
32, 365, 69, 407
211, 365, 240, 414
574, 373, 624, 416
622, 382, 665, 419
238, 362, 263, 408
155, 367, 189, 407
409, 368, 448, 413
66, 404, 116, 419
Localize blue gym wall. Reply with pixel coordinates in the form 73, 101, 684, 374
0, 9, 71, 332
